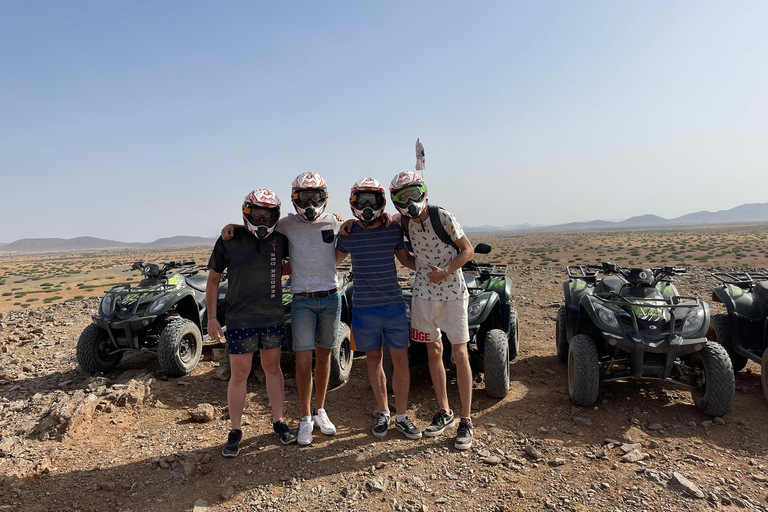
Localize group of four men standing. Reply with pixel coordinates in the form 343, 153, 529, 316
205, 170, 475, 458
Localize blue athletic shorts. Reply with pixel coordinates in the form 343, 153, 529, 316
351, 303, 409, 352
226, 325, 286, 354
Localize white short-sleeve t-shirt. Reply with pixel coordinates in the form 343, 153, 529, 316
276, 212, 340, 294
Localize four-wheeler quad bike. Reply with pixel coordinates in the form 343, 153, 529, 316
708, 270, 768, 401
556, 262, 734, 417
384, 242, 519, 398
78, 260, 221, 377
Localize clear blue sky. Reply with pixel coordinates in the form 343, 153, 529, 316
1, 1, 766, 242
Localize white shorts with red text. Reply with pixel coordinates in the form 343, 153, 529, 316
410, 296, 470, 345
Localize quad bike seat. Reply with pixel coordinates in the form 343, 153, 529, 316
755, 281, 768, 304
596, 275, 623, 296
186, 274, 208, 292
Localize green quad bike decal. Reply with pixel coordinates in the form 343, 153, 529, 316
556, 262, 734, 417
78, 261, 220, 377
382, 242, 519, 398
708, 270, 768, 401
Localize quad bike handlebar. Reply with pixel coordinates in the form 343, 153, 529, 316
567, 263, 688, 286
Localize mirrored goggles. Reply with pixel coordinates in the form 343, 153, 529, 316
294, 190, 326, 205
391, 185, 425, 205
351, 192, 383, 207
243, 204, 278, 223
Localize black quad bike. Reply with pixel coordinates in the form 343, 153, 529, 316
387, 242, 519, 398
77, 261, 219, 377
708, 270, 768, 401
556, 263, 734, 417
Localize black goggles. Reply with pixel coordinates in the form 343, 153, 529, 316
351, 192, 383, 207
243, 204, 278, 223
294, 190, 326, 205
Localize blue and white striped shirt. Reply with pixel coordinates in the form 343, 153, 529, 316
336, 223, 405, 308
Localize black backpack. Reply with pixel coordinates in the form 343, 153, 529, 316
400, 205, 459, 253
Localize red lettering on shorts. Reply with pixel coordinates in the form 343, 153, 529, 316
410, 328, 431, 342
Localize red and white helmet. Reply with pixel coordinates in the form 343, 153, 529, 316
349, 177, 386, 223
242, 188, 281, 239
291, 172, 328, 221
389, 171, 428, 218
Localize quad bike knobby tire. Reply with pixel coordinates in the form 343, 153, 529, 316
508, 307, 520, 361
484, 329, 510, 398
330, 322, 353, 387
707, 313, 748, 372
761, 347, 768, 403
568, 334, 599, 407
686, 342, 734, 417
77, 323, 124, 374
158, 318, 203, 377
556, 307, 568, 364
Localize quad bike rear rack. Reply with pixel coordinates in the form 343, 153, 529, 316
712, 270, 768, 288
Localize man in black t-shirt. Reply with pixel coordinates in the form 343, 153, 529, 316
206, 188, 296, 457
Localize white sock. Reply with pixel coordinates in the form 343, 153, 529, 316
395, 414, 406, 422
302, 415, 312, 422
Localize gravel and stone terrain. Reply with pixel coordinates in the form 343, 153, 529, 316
3, 267, 768, 512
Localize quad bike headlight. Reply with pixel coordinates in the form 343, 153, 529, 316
404, 302, 411, 321
467, 299, 488, 322
100, 294, 115, 316
681, 307, 705, 337
147, 296, 168, 315
595, 303, 620, 332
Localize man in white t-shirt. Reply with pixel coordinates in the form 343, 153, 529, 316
390, 171, 476, 450
223, 172, 341, 447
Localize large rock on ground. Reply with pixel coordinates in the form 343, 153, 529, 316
33, 389, 99, 440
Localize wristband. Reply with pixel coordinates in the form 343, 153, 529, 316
441, 268, 447, 279
208, 316, 217, 321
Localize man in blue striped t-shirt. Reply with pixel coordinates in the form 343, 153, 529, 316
336, 178, 421, 440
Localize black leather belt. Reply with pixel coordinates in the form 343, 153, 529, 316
293, 287, 338, 299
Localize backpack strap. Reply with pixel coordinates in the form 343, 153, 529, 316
399, 205, 459, 253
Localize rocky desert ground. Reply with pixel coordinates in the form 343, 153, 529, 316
3, 227, 768, 512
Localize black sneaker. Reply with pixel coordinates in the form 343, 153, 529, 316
423, 409, 455, 437
455, 418, 473, 450
371, 413, 391, 438
273, 420, 297, 445
395, 416, 422, 440
222, 428, 242, 457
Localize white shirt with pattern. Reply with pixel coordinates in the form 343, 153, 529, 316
407, 208, 469, 301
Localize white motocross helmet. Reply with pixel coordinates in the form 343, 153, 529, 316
242, 188, 281, 239
291, 172, 328, 221
389, 171, 428, 218
349, 177, 386, 223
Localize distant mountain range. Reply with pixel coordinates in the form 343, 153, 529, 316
1, 236, 217, 253
465, 202, 768, 233
3, 203, 768, 252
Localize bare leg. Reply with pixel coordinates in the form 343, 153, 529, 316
366, 349, 389, 414
260, 347, 284, 421
426, 340, 450, 412
451, 343, 473, 419
390, 348, 410, 416
228, 353, 254, 430
314, 346, 332, 411
295, 350, 314, 418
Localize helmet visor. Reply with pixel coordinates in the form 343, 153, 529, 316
391, 185, 426, 206
294, 190, 327, 206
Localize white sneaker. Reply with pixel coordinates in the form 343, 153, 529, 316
298, 416, 314, 446
312, 408, 337, 436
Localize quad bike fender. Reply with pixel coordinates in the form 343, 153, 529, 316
468, 291, 500, 330
713, 285, 762, 321
484, 277, 513, 333
563, 280, 590, 339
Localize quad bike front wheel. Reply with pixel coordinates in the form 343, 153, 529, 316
329, 322, 353, 387
484, 329, 510, 398
77, 323, 124, 374
556, 307, 568, 364
568, 334, 599, 407
508, 307, 520, 361
707, 314, 747, 372
158, 318, 203, 377
686, 341, 734, 417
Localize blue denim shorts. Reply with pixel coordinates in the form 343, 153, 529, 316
290, 291, 341, 352
226, 325, 285, 354
351, 303, 409, 352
